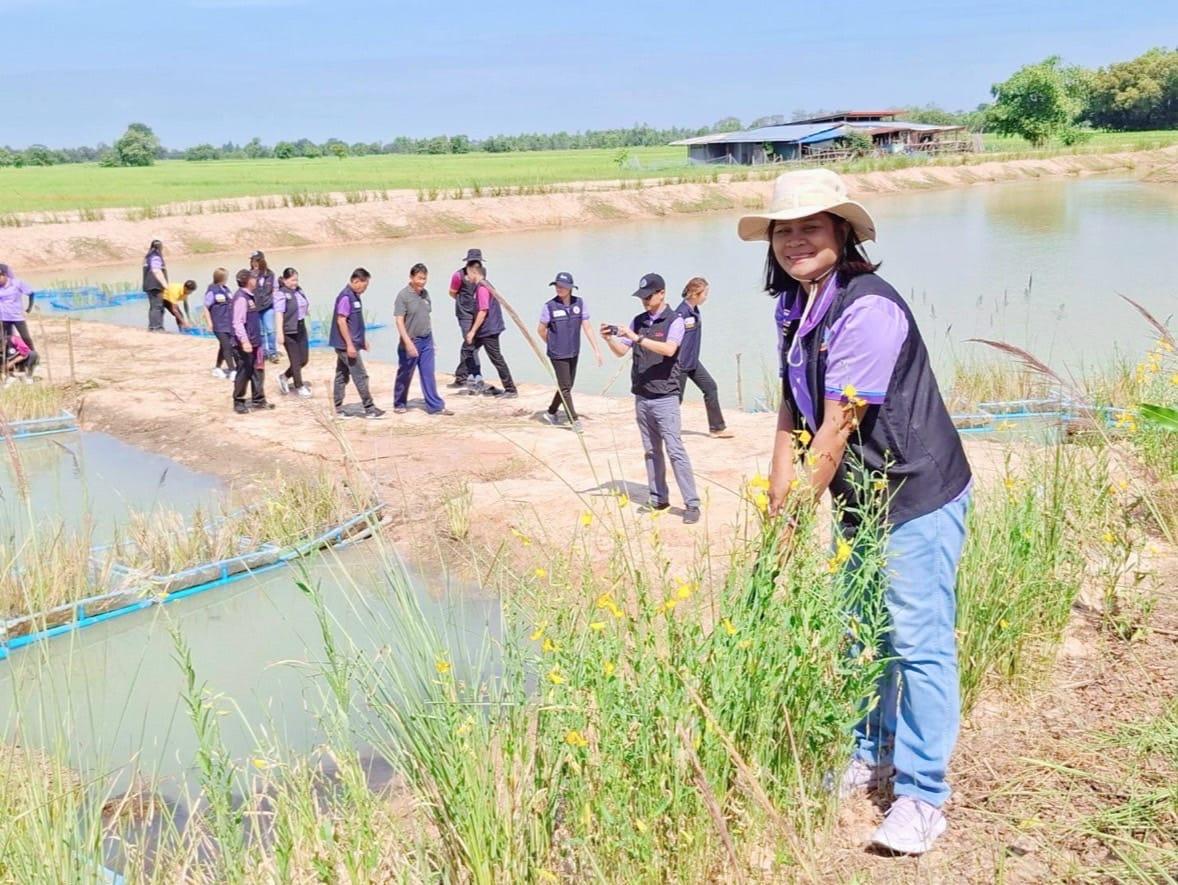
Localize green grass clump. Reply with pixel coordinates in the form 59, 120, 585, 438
0, 383, 68, 424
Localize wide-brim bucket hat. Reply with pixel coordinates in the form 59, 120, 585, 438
737, 168, 876, 244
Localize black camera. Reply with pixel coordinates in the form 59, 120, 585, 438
604, 324, 619, 336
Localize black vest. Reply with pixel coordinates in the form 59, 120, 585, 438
253, 269, 276, 311
142, 250, 167, 293
277, 286, 305, 335
673, 300, 702, 372
454, 269, 478, 320
783, 273, 971, 527
630, 309, 682, 399
231, 288, 262, 348
328, 287, 366, 350
476, 285, 506, 338
545, 295, 583, 359
207, 284, 233, 333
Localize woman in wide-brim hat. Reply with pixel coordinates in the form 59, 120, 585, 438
740, 168, 972, 856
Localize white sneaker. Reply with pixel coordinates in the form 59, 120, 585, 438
278, 375, 290, 395
211, 367, 226, 379
836, 758, 895, 798
22, 374, 35, 385
228, 371, 237, 382
871, 796, 947, 855
296, 385, 313, 398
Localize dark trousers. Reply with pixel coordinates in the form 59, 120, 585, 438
334, 349, 374, 409
678, 363, 727, 433
455, 317, 482, 382
282, 322, 309, 388
214, 331, 236, 370
147, 291, 164, 331
395, 334, 446, 412
1, 320, 35, 376
473, 334, 516, 393
232, 346, 266, 405
547, 355, 579, 420
165, 300, 188, 331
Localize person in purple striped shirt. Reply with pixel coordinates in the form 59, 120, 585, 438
274, 267, 312, 398
0, 262, 37, 381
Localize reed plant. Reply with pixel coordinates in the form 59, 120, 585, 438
0, 382, 68, 423
0, 526, 114, 620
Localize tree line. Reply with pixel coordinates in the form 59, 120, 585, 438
1, 47, 1172, 167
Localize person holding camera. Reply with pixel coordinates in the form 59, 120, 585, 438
602, 272, 701, 525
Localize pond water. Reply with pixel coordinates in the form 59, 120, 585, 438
2, 431, 222, 545
1, 435, 498, 797
27, 175, 1178, 405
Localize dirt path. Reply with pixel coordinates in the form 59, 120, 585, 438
5, 148, 1175, 273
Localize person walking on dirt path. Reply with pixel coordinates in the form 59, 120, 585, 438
249, 251, 280, 363
330, 267, 385, 420
204, 268, 236, 380
0, 263, 38, 381
742, 168, 971, 856
464, 261, 518, 399
448, 248, 485, 390
537, 271, 602, 432
393, 263, 452, 416
602, 272, 701, 525
274, 267, 312, 398
143, 239, 168, 331
674, 277, 733, 439
230, 269, 275, 414
161, 279, 196, 331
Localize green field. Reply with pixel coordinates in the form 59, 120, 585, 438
0, 147, 690, 214
2, 130, 1175, 216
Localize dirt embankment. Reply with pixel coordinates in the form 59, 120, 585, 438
6, 148, 1177, 273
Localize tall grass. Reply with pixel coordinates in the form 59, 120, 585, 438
0, 382, 69, 423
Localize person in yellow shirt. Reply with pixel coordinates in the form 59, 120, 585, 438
162, 279, 196, 331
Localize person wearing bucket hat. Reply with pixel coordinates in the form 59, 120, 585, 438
447, 248, 485, 390
536, 271, 602, 431
741, 168, 971, 856
602, 272, 701, 524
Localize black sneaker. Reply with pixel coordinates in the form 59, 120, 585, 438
683, 508, 701, 525
447, 379, 468, 389
251, 400, 276, 411
482, 386, 503, 397
364, 406, 387, 420
640, 501, 671, 513
502, 390, 519, 399
233, 402, 250, 415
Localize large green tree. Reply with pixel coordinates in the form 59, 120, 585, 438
989, 57, 1090, 146
113, 122, 161, 166
1086, 47, 1178, 130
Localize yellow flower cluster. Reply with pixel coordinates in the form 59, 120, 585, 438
565, 729, 588, 748
747, 475, 771, 514
596, 592, 624, 619
510, 527, 533, 546
842, 384, 867, 408
1114, 410, 1138, 434
1135, 341, 1173, 385
826, 537, 853, 573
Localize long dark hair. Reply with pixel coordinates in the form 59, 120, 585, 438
280, 267, 298, 287
762, 214, 879, 297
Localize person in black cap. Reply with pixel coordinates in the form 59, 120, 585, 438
447, 248, 485, 390
602, 272, 701, 524
536, 271, 602, 432
250, 250, 280, 363
142, 239, 167, 331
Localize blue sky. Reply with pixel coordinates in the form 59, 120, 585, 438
3, 0, 1173, 148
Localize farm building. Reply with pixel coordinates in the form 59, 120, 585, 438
673, 109, 972, 165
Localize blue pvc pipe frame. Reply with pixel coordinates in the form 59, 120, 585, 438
0, 504, 384, 661
6, 411, 78, 440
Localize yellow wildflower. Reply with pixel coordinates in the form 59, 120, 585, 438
511, 528, 533, 546
547, 667, 565, 685
1102, 531, 1116, 544
542, 638, 560, 654
872, 478, 888, 492
530, 622, 547, 642
617, 492, 630, 508
676, 582, 694, 601
1171, 373, 1178, 386
596, 593, 624, 619
754, 492, 770, 513
589, 621, 606, 632
435, 659, 451, 675
580, 512, 594, 527
737, 639, 753, 650
635, 819, 648, 834
999, 618, 1010, 630
250, 757, 271, 770
794, 428, 812, 446
602, 660, 616, 677
749, 474, 771, 491
565, 729, 589, 748
789, 477, 800, 491
721, 618, 737, 636
661, 598, 680, 614
842, 384, 858, 400
534, 567, 548, 579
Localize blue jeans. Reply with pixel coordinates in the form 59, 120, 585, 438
852, 491, 970, 808
260, 307, 277, 357
395, 334, 446, 412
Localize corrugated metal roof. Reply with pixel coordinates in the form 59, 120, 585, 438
671, 119, 963, 146
791, 109, 907, 124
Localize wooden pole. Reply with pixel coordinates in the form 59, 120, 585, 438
66, 317, 76, 385
735, 352, 744, 412
35, 317, 52, 383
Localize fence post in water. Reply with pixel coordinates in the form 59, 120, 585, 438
35, 316, 52, 384
735, 352, 744, 412
66, 317, 76, 385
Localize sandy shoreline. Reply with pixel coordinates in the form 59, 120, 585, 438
5, 147, 1175, 274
